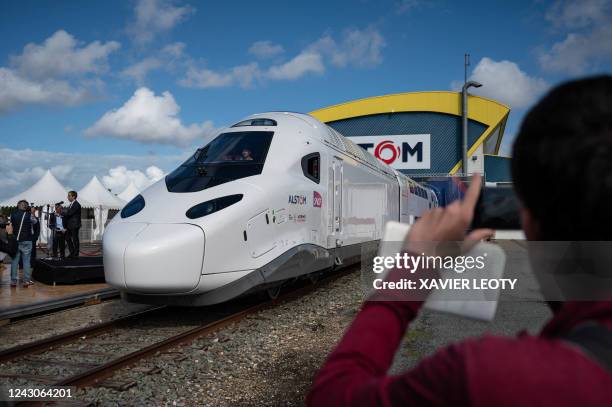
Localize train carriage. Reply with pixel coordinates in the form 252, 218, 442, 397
103, 112, 437, 305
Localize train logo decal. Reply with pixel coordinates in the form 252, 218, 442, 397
288, 194, 307, 205
349, 134, 431, 170
313, 191, 322, 208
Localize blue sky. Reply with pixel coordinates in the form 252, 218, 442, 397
0, 0, 610, 200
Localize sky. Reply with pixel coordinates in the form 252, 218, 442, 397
0, 0, 611, 201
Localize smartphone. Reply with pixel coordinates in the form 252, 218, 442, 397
471, 185, 521, 230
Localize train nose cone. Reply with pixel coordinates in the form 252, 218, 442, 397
104, 223, 205, 294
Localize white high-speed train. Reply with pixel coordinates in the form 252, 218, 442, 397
104, 112, 438, 305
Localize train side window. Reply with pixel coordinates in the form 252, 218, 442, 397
301, 153, 320, 184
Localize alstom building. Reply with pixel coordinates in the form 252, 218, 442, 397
310, 91, 512, 204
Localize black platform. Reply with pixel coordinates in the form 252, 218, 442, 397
33, 257, 105, 285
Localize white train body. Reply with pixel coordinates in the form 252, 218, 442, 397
104, 112, 437, 305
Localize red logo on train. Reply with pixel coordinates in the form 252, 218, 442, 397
313, 191, 322, 208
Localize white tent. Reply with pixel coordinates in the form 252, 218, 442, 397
117, 182, 140, 202
78, 176, 126, 240
0, 170, 70, 208
0, 170, 92, 244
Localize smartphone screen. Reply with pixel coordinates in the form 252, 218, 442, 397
471, 186, 521, 230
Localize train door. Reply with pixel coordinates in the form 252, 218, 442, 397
328, 156, 343, 248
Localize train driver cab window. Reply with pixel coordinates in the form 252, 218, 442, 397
166, 131, 274, 193
301, 153, 320, 184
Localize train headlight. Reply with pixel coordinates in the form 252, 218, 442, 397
186, 194, 243, 219
121, 194, 145, 218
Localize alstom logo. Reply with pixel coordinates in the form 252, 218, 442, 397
348, 134, 431, 170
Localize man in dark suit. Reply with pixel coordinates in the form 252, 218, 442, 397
30, 206, 40, 261
63, 191, 81, 259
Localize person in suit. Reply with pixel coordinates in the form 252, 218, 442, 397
49, 204, 66, 259
63, 191, 81, 259
30, 206, 40, 261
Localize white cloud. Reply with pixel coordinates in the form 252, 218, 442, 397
10, 30, 120, 79
50, 164, 73, 180
129, 0, 194, 46
0, 30, 119, 113
161, 42, 186, 59
179, 63, 260, 88
121, 57, 163, 84
0, 67, 92, 112
179, 27, 385, 89
310, 27, 385, 68
539, 0, 612, 74
539, 27, 612, 75
266, 51, 324, 80
0, 167, 44, 190
101, 165, 165, 192
395, 0, 422, 14
545, 0, 608, 29
451, 57, 549, 109
121, 42, 186, 84
248, 41, 284, 59
0, 148, 185, 200
84, 87, 217, 146
0, 164, 73, 191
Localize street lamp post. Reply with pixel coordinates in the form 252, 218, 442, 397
461, 80, 482, 175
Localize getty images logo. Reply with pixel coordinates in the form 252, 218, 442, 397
348, 134, 431, 170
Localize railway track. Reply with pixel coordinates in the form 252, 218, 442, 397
0, 265, 357, 404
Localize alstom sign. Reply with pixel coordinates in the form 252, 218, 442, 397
348, 134, 431, 170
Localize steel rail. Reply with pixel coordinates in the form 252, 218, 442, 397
0, 306, 163, 363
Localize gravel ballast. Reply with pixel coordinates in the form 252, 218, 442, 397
0, 300, 153, 351
78, 269, 364, 406
3, 250, 551, 406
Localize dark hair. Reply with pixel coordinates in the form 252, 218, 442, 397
68, 190, 77, 198
512, 75, 612, 240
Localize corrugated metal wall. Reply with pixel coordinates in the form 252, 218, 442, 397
327, 112, 487, 175
484, 155, 512, 182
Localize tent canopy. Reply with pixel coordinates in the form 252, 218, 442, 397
117, 182, 140, 202
0, 170, 94, 208
79, 176, 126, 210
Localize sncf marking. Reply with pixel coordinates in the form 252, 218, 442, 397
288, 194, 307, 205
313, 191, 322, 208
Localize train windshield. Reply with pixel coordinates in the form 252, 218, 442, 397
166, 131, 274, 193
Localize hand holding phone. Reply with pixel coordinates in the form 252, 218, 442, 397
470, 186, 521, 230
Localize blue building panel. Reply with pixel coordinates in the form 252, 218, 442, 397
484, 155, 512, 183
327, 112, 487, 175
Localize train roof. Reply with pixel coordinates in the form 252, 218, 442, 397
234, 112, 396, 178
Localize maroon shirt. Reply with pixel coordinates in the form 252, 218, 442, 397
308, 300, 612, 406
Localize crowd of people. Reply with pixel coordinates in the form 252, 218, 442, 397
0, 191, 82, 288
